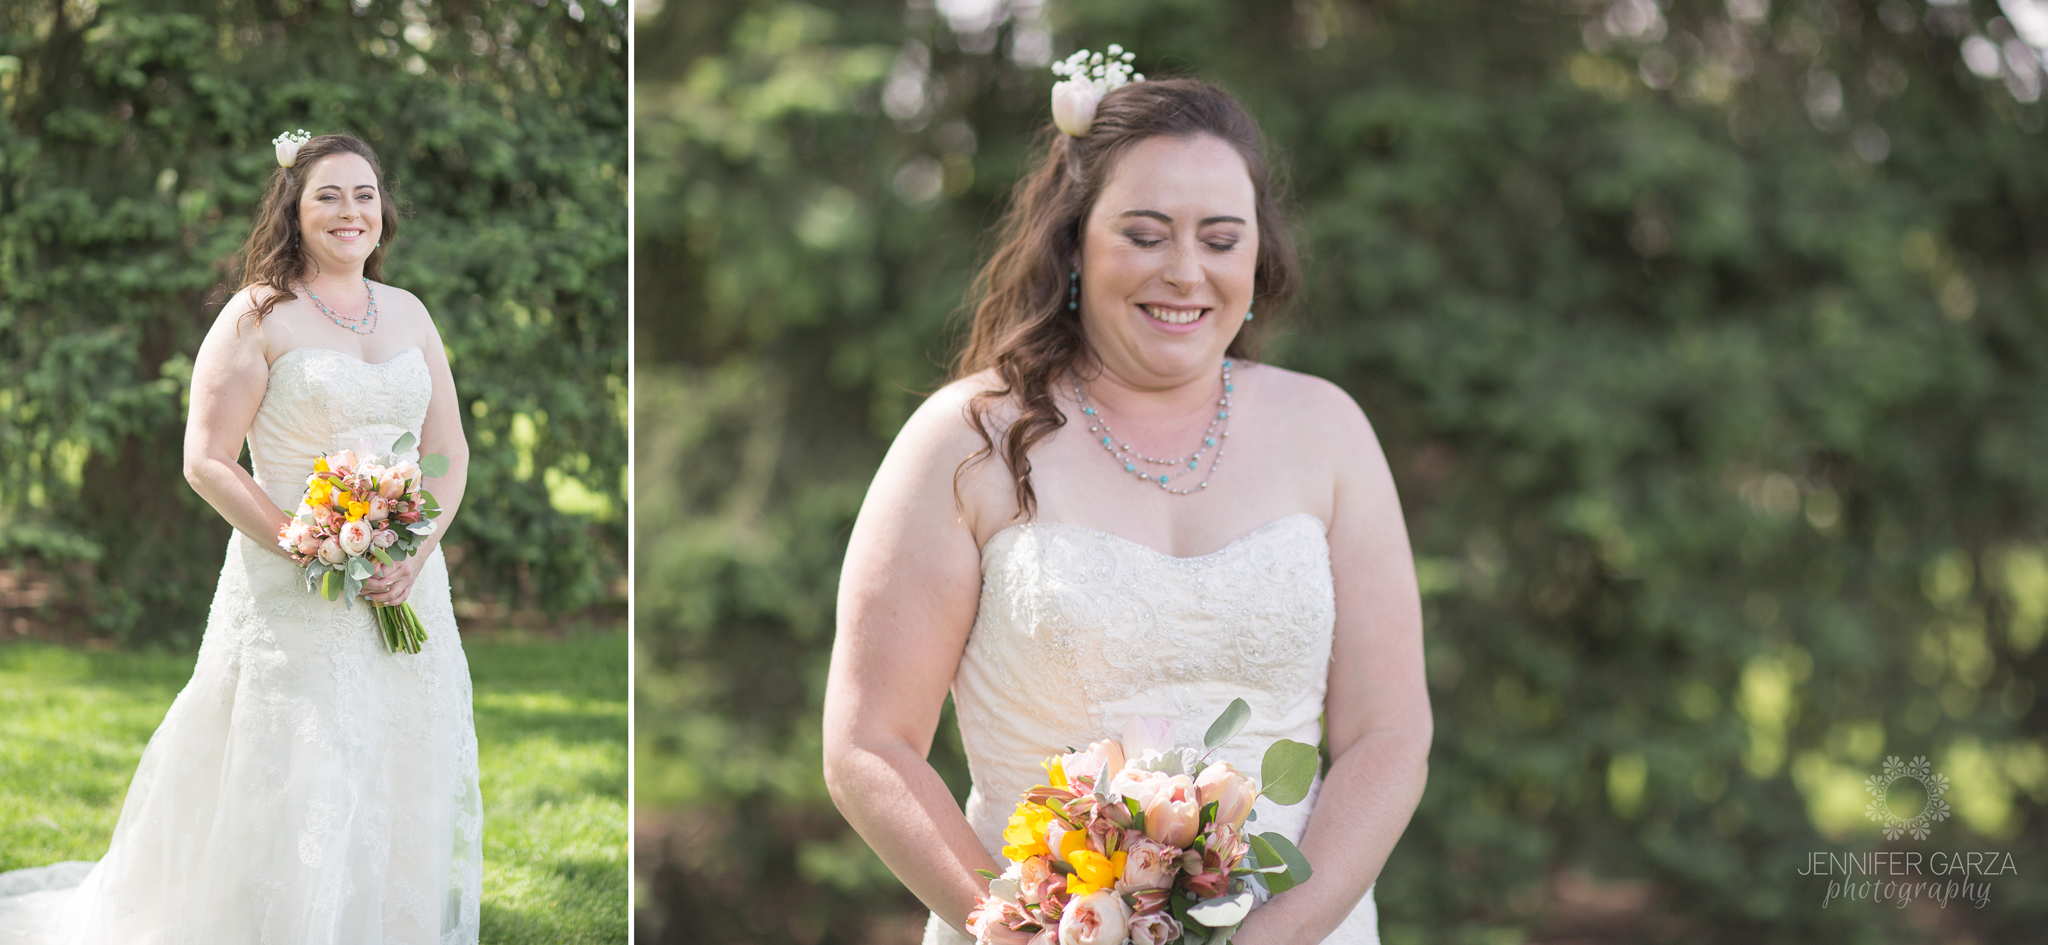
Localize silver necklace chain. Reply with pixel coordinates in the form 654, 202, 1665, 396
1072, 359, 1233, 495
299, 279, 378, 335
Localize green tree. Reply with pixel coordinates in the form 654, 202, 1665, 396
637, 0, 2046, 942
1, 0, 628, 642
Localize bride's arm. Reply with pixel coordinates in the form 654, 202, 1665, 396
1236, 383, 1433, 945
183, 292, 294, 558
367, 299, 468, 606
823, 383, 1004, 932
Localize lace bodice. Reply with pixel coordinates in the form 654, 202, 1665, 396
929, 512, 1379, 943
249, 346, 432, 508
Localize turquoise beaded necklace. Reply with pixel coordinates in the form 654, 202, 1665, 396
1072, 359, 1233, 494
298, 278, 379, 335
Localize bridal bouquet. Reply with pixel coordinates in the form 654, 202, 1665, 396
966, 700, 1319, 945
277, 432, 448, 654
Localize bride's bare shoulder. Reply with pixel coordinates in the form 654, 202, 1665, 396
893, 369, 1022, 458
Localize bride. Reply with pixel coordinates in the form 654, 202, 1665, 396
821, 56, 1431, 945
0, 132, 482, 944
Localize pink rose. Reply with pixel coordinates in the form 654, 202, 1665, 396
372, 527, 398, 549
1057, 890, 1130, 945
339, 519, 372, 556
316, 536, 346, 566
1140, 774, 1200, 848
1123, 716, 1175, 761
1118, 837, 1178, 891
1196, 761, 1258, 830
1127, 913, 1184, 945
1109, 767, 1169, 807
364, 495, 389, 523
326, 448, 357, 473
1060, 750, 1106, 787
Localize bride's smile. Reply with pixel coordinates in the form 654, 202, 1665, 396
297, 152, 383, 269
1078, 133, 1259, 392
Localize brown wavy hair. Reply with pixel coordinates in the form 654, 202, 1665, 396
952, 77, 1300, 518
236, 133, 399, 324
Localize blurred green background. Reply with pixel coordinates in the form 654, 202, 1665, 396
1, 0, 627, 643
636, 0, 2046, 943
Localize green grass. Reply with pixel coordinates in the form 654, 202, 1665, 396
0, 629, 627, 944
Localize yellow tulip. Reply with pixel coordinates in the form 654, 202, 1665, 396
1063, 849, 1127, 897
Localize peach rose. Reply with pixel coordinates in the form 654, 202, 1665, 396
1086, 739, 1127, 780
338, 519, 372, 556
316, 537, 346, 566
1140, 775, 1200, 848
1196, 761, 1258, 830
1118, 837, 1177, 891
364, 495, 389, 523
1057, 890, 1130, 945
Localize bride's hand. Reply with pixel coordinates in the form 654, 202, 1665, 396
367, 557, 421, 606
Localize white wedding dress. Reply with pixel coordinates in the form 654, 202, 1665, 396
0, 346, 483, 945
925, 512, 1379, 944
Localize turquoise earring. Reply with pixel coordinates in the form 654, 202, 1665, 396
1244, 310, 1254, 321
1069, 270, 1080, 311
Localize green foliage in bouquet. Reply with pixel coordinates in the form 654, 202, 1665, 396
0, 0, 626, 644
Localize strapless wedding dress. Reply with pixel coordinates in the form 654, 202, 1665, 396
0, 346, 482, 945
924, 512, 1379, 944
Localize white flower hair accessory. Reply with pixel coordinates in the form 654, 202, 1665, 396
1049, 45, 1144, 137
273, 129, 312, 168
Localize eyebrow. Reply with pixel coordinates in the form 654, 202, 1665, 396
313, 184, 378, 193
1117, 209, 1247, 227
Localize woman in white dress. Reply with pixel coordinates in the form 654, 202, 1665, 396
0, 133, 482, 944
821, 67, 1432, 945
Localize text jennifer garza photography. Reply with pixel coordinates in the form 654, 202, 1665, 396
1798, 850, 2020, 910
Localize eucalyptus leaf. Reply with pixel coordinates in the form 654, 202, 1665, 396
1260, 739, 1319, 805
418, 453, 450, 478
389, 432, 416, 455
371, 546, 395, 567
1249, 831, 1313, 895
320, 569, 343, 602
1204, 697, 1251, 750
